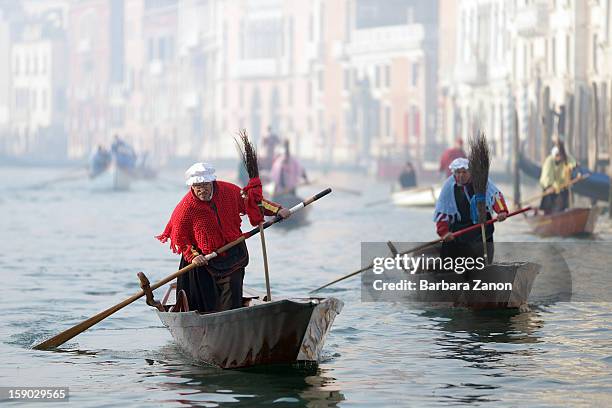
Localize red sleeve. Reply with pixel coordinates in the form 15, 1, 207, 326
492, 193, 509, 214
436, 219, 450, 237
261, 198, 282, 216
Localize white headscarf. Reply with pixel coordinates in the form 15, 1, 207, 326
551, 146, 560, 156
185, 162, 216, 186
449, 157, 469, 172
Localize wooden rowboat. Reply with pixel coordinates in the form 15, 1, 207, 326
363, 261, 540, 309
156, 284, 343, 369
526, 207, 600, 237
391, 185, 442, 207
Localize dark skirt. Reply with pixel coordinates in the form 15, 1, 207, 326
176, 241, 248, 313
540, 190, 569, 214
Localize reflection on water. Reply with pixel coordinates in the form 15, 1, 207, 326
137, 347, 345, 407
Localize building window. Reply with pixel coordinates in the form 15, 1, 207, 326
318, 70, 324, 92
412, 106, 420, 137
385, 65, 391, 88
551, 37, 556, 74
343, 69, 350, 91
385, 106, 391, 137
13, 55, 19, 75
375, 65, 381, 88
411, 63, 419, 87
593, 34, 598, 72
307, 81, 313, 106
309, 14, 314, 42
566, 35, 571, 74
242, 18, 284, 59
41, 90, 47, 111
287, 83, 293, 106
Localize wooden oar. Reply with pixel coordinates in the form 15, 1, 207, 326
519, 173, 590, 206
28, 167, 88, 189
33, 188, 332, 350
309, 206, 531, 293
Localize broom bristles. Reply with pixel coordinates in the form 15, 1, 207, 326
468, 132, 490, 223
235, 129, 259, 179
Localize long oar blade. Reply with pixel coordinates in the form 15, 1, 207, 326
310, 206, 531, 293
34, 188, 332, 350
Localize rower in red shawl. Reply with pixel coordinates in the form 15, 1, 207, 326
157, 162, 291, 312
434, 158, 509, 263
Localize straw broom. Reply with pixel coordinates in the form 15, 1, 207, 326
468, 133, 491, 265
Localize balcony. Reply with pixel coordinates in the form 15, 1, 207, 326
346, 24, 425, 57
454, 60, 488, 86
230, 58, 283, 79
515, 3, 549, 37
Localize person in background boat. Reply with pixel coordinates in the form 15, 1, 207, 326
259, 126, 281, 171
157, 163, 291, 313
539, 142, 577, 215
89, 144, 111, 178
398, 162, 417, 189
111, 134, 137, 170
439, 138, 467, 177
434, 158, 509, 263
270, 140, 308, 196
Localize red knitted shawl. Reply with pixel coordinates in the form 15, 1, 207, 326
156, 181, 246, 255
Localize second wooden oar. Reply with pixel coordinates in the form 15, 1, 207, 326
33, 188, 332, 351
309, 206, 531, 293
519, 173, 590, 206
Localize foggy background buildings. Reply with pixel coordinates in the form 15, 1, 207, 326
1, 0, 611, 177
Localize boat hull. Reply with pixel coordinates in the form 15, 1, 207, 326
364, 262, 540, 309
391, 185, 441, 207
157, 298, 343, 369
526, 207, 600, 237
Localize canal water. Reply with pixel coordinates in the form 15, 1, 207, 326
1, 166, 611, 407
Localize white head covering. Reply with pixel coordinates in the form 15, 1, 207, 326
185, 162, 216, 186
449, 157, 469, 172
551, 146, 560, 156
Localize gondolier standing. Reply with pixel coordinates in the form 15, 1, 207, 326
439, 138, 467, 177
434, 158, 509, 262
539, 142, 576, 215
270, 140, 308, 195
157, 162, 290, 313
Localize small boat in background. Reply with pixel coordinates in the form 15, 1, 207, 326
526, 207, 600, 237
156, 284, 343, 369
519, 144, 610, 202
391, 185, 442, 207
268, 193, 310, 227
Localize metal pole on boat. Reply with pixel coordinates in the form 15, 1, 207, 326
512, 107, 522, 208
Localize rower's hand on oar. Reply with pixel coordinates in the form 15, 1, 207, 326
544, 186, 557, 195
442, 232, 455, 242
497, 211, 508, 222
192, 255, 208, 266
278, 208, 291, 219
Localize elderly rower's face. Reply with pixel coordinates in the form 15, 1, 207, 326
192, 182, 213, 201
455, 168, 471, 185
